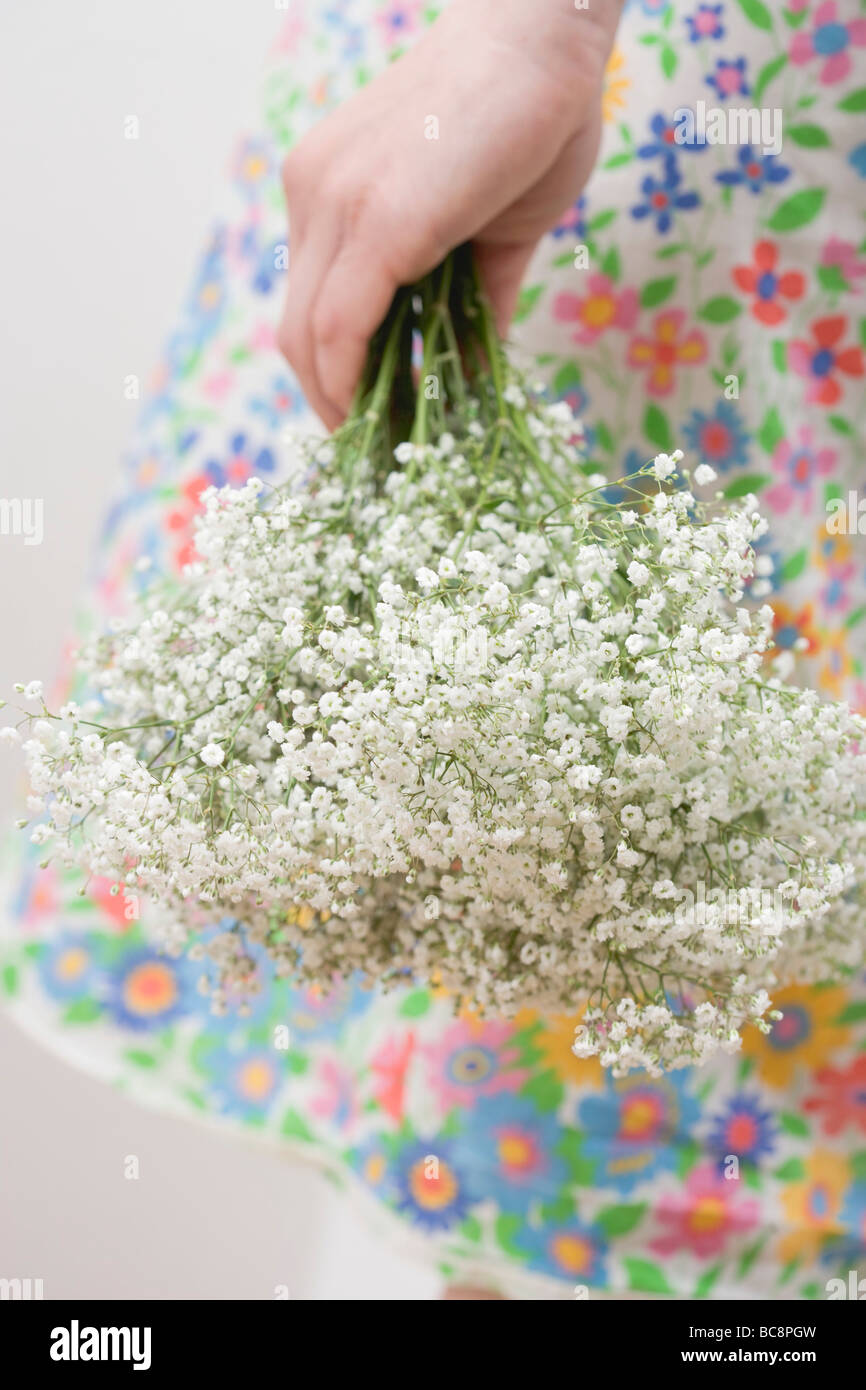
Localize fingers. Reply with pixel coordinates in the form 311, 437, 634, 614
311, 234, 406, 422
473, 241, 538, 337
277, 154, 344, 431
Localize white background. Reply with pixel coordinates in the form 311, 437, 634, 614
0, 0, 437, 1300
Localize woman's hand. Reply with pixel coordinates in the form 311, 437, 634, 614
277, 0, 623, 429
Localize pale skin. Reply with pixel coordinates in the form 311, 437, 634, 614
278, 0, 624, 1297
278, 0, 624, 430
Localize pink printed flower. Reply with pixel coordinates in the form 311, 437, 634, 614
789, 1, 866, 85
764, 424, 836, 515
554, 274, 638, 346
650, 1163, 760, 1259
310, 1058, 359, 1131
627, 309, 707, 397
821, 237, 866, 293
422, 1017, 530, 1111
375, 1, 424, 46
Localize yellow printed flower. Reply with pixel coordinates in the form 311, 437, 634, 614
741, 985, 851, 1088
602, 47, 630, 124
778, 1149, 849, 1265
817, 627, 854, 700
521, 1009, 604, 1090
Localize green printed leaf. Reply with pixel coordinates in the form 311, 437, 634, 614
845, 605, 866, 630
660, 43, 677, 80
600, 246, 621, 282
724, 474, 770, 498
513, 285, 543, 323
656, 242, 687, 260
771, 339, 787, 372
780, 548, 807, 583
62, 999, 102, 1024
552, 361, 583, 397
753, 54, 787, 104
783, 7, 808, 27
836, 1000, 866, 1024
698, 295, 741, 323
738, 1234, 769, 1279
602, 151, 633, 170
640, 275, 677, 309
1, 963, 17, 997
767, 188, 826, 233
774, 1157, 806, 1181
838, 88, 866, 113
779, 1111, 810, 1138
521, 1070, 564, 1113
124, 1050, 158, 1069
459, 1215, 482, 1244
624, 1257, 675, 1296
587, 208, 618, 233
786, 124, 831, 149
595, 420, 615, 454
281, 1108, 314, 1142
399, 989, 431, 1018
596, 1203, 647, 1238
757, 405, 785, 454
495, 1212, 523, 1257
735, 0, 774, 29
817, 264, 849, 293
828, 413, 854, 436
643, 403, 674, 453
694, 1264, 723, 1299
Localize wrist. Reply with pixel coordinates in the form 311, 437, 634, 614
464, 0, 623, 88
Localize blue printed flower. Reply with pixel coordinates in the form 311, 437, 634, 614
578, 1070, 700, 1193
706, 56, 750, 99
452, 1096, 569, 1215
249, 375, 303, 430
631, 161, 700, 234
201, 432, 277, 489
716, 146, 790, 194
285, 973, 374, 1043
392, 1140, 476, 1231
685, 4, 724, 42
551, 194, 588, 241
626, 0, 668, 17
515, 1218, 609, 1285
849, 144, 866, 179
191, 918, 279, 1031
252, 239, 289, 296
682, 401, 750, 472
638, 112, 707, 161
38, 933, 103, 1001
105, 948, 194, 1031
349, 1137, 397, 1198
200, 1042, 285, 1120
706, 1093, 777, 1169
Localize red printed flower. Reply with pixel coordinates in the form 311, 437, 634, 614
805, 1056, 866, 1137
732, 240, 805, 326
788, 315, 865, 406
627, 309, 707, 398
650, 1163, 759, 1259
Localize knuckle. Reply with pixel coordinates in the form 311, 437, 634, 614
311, 295, 344, 349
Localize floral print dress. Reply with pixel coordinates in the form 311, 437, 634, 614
2, 0, 866, 1300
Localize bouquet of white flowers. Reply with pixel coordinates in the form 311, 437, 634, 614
7, 248, 866, 1073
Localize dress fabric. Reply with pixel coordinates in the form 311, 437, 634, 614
2, 0, 866, 1300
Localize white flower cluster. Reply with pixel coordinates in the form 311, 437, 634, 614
9, 367, 866, 1073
